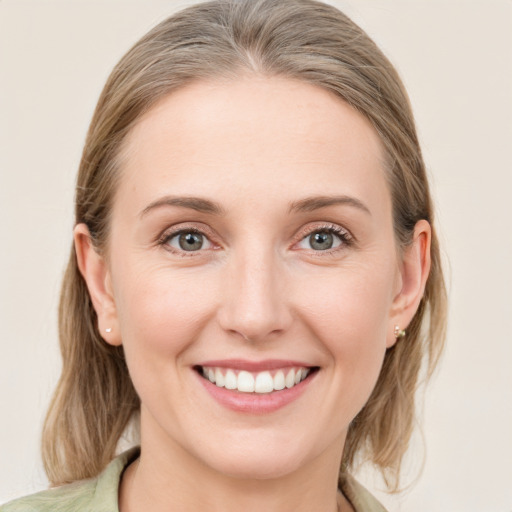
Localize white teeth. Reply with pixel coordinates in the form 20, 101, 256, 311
201, 366, 312, 393
285, 369, 295, 389
215, 368, 225, 387
273, 370, 285, 390
237, 371, 255, 392
225, 369, 237, 390
255, 371, 274, 393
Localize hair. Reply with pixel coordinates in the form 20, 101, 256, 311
42, 0, 447, 491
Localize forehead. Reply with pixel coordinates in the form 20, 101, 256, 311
116, 76, 390, 217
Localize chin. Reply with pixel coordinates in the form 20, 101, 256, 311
213, 454, 304, 481
195, 435, 315, 481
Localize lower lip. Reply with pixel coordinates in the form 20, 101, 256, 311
195, 370, 316, 414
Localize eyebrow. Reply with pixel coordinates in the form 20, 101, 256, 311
140, 196, 227, 217
140, 194, 371, 218
288, 195, 371, 215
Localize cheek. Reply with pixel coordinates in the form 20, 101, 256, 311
113, 262, 219, 365
301, 257, 395, 341
112, 264, 224, 433
298, 259, 395, 404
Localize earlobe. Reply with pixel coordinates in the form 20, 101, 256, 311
74, 224, 122, 346
387, 219, 432, 348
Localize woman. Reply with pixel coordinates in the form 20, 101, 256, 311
2, 0, 446, 510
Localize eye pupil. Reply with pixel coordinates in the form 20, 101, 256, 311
179, 232, 203, 251
310, 231, 333, 250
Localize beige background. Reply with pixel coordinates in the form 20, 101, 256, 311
1, 0, 511, 510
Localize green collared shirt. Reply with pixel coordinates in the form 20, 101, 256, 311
2, 448, 387, 512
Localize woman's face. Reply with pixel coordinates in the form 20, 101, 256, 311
94, 77, 408, 479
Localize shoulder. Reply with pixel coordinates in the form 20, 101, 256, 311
339, 473, 389, 512
1, 479, 97, 512
1, 447, 140, 512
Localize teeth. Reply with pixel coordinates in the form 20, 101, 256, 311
273, 370, 285, 391
200, 366, 312, 393
215, 368, 225, 387
285, 369, 295, 389
225, 369, 237, 390
237, 371, 255, 392
254, 371, 274, 393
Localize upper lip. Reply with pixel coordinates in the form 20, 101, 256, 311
195, 359, 315, 372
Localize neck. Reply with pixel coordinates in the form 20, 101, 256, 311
121, 461, 344, 512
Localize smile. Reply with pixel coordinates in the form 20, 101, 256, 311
194, 359, 319, 413
199, 366, 312, 394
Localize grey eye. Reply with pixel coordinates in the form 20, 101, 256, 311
167, 231, 213, 252
298, 230, 343, 251
310, 231, 334, 250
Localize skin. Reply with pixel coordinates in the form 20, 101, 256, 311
75, 76, 431, 512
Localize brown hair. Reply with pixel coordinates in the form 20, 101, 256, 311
42, 0, 447, 490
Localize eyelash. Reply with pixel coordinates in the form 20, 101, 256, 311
158, 222, 354, 258
295, 223, 354, 256
158, 225, 216, 258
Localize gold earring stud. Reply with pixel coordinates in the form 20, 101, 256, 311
394, 325, 406, 339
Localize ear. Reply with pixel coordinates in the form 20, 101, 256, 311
74, 223, 122, 346
387, 219, 431, 348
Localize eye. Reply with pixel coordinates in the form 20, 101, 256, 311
163, 229, 214, 252
296, 225, 351, 252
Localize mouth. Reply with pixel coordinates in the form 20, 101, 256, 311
194, 364, 319, 394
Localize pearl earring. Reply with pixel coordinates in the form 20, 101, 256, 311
394, 325, 406, 339
105, 327, 112, 333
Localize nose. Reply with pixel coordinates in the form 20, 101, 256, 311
217, 246, 293, 343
